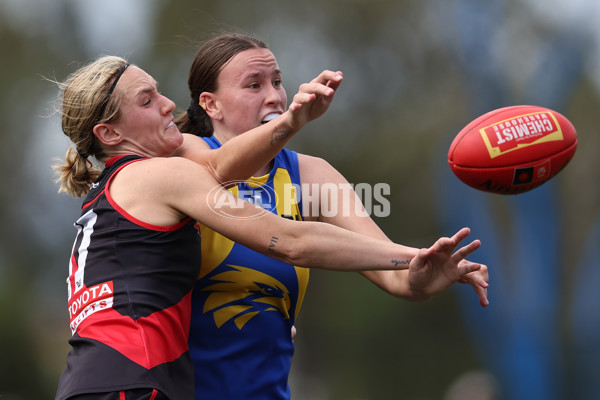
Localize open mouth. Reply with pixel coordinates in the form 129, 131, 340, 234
261, 113, 281, 124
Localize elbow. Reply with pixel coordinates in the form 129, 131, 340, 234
281, 241, 311, 267
208, 162, 253, 188
205, 161, 236, 188
268, 237, 310, 267
264, 225, 314, 267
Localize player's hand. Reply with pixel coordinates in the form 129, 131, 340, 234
457, 260, 490, 307
286, 70, 343, 129
408, 227, 489, 307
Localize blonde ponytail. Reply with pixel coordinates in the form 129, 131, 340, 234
53, 147, 101, 198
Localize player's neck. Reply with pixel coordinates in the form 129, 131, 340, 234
212, 130, 237, 145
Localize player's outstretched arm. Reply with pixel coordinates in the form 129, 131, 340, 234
297, 155, 489, 306
158, 157, 418, 273
174, 70, 343, 185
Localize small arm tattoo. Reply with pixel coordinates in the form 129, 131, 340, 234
269, 236, 279, 252
391, 259, 410, 266
271, 127, 292, 145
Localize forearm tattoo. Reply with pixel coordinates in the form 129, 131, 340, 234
271, 127, 292, 145
268, 236, 279, 252
391, 259, 410, 267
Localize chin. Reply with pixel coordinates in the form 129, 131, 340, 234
164, 133, 184, 156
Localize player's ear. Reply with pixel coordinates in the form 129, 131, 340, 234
93, 123, 123, 146
200, 92, 221, 121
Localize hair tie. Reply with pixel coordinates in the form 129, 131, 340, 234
77, 149, 89, 159
187, 103, 197, 121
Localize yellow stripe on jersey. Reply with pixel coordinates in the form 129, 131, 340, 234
198, 167, 309, 322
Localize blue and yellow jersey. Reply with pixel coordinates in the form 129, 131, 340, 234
189, 136, 309, 399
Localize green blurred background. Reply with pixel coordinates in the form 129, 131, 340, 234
1, 0, 599, 399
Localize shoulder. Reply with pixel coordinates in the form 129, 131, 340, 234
172, 134, 212, 157
121, 156, 196, 171
108, 157, 209, 225
297, 153, 346, 183
112, 156, 215, 208
118, 157, 208, 188
297, 153, 331, 173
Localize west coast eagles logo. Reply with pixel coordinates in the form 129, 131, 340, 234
201, 265, 291, 329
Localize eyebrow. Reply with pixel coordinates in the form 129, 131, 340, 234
244, 69, 282, 79
133, 80, 159, 97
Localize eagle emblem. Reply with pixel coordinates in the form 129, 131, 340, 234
201, 265, 292, 329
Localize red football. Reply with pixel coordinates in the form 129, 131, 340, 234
448, 105, 577, 194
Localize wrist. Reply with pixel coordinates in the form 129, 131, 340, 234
269, 111, 300, 143
408, 288, 433, 302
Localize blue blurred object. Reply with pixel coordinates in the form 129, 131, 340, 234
570, 213, 600, 400
435, 0, 594, 399
437, 160, 564, 400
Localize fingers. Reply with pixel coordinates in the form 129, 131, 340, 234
451, 239, 481, 263
473, 282, 490, 307
450, 227, 471, 247
459, 264, 490, 307
297, 82, 334, 98
429, 227, 474, 256
289, 92, 317, 111
312, 70, 344, 89
429, 236, 456, 253
429, 228, 483, 270
322, 70, 343, 91
298, 70, 343, 98
457, 260, 481, 277
288, 70, 343, 113
440, 227, 480, 263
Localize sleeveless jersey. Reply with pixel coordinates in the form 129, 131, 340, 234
55, 155, 202, 400
189, 136, 309, 399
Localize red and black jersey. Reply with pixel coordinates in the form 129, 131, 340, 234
55, 155, 202, 400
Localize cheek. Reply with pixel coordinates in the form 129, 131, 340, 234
232, 113, 259, 132
162, 130, 184, 156
223, 96, 259, 121
172, 132, 184, 147
280, 88, 288, 105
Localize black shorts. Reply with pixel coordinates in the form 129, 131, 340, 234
67, 388, 168, 400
